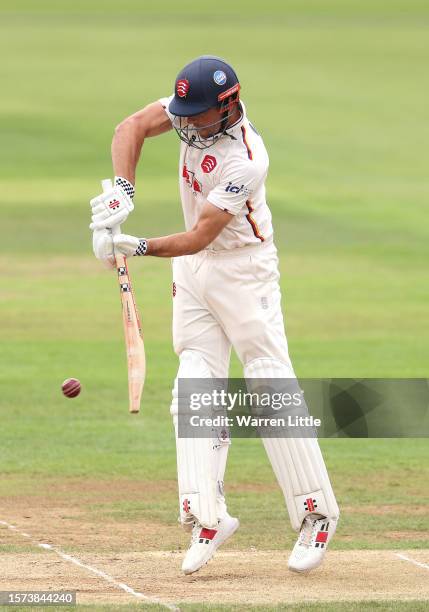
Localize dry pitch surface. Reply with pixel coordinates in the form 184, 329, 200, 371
1, 481, 428, 609
1, 548, 429, 608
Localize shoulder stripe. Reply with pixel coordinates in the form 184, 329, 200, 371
241, 125, 253, 160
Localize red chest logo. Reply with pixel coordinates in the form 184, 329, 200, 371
182, 165, 202, 194
176, 79, 190, 98
201, 155, 217, 173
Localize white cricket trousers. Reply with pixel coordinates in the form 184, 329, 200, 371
171, 238, 340, 531
172, 237, 292, 376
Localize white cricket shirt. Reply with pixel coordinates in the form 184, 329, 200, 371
159, 96, 273, 250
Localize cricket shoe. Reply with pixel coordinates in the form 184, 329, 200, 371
182, 513, 239, 575
288, 514, 337, 573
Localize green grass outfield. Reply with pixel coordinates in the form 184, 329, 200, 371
0, 1, 428, 609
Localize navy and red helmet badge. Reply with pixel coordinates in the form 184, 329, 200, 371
176, 79, 190, 98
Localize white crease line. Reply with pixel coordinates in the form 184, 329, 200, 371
0, 520, 179, 611
395, 552, 429, 571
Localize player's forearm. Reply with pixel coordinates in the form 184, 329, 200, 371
111, 102, 172, 185
146, 231, 208, 257
111, 117, 145, 185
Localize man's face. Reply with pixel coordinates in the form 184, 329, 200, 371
186, 107, 223, 139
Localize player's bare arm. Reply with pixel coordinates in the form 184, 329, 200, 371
113, 202, 233, 258
90, 102, 172, 268
112, 101, 172, 184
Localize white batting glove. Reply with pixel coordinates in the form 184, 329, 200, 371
89, 184, 134, 231
113, 234, 148, 257
93, 228, 115, 269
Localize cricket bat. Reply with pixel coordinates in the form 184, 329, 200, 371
102, 179, 146, 413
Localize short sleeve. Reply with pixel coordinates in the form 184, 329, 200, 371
158, 95, 175, 124
207, 157, 264, 216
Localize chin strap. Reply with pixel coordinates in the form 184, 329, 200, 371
219, 109, 230, 134
225, 130, 237, 141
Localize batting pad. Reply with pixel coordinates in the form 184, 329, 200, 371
244, 358, 340, 531
171, 350, 229, 529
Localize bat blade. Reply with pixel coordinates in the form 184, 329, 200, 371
101, 179, 146, 413
116, 253, 146, 413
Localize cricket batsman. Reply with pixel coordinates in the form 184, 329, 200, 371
90, 55, 340, 574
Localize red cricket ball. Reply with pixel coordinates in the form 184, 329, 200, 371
62, 378, 81, 398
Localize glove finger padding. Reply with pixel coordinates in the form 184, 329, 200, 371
93, 229, 115, 268
113, 233, 141, 257
91, 209, 110, 223
90, 208, 131, 231
91, 202, 108, 215
89, 195, 103, 208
